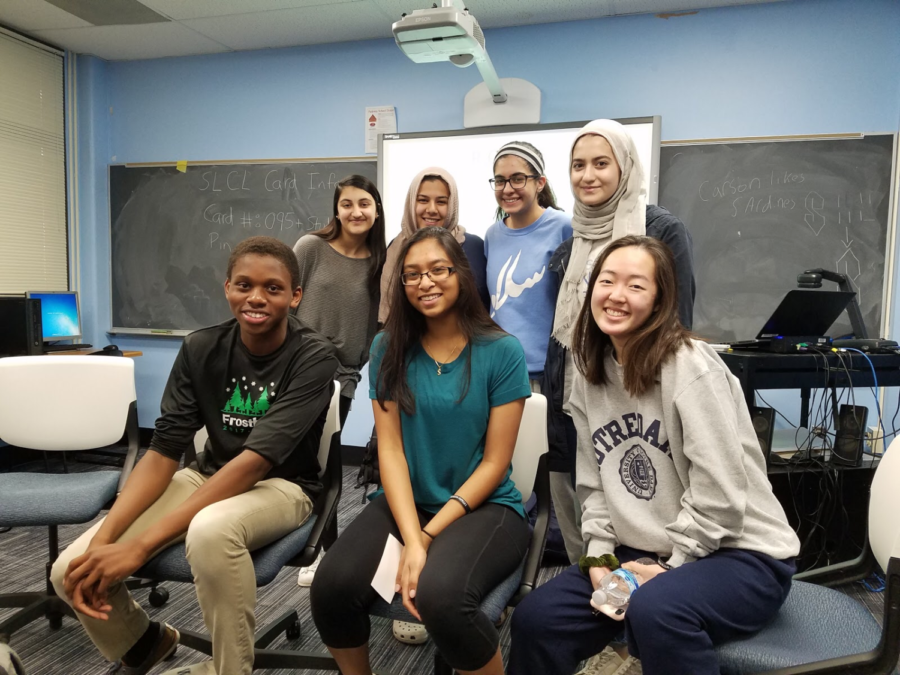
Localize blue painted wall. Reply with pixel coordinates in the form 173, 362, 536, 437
74, 0, 900, 444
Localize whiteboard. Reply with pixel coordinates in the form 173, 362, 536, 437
378, 117, 661, 242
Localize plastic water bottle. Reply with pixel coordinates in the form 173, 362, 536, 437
591, 569, 641, 619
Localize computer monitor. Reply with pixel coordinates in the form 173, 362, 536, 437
25, 291, 83, 342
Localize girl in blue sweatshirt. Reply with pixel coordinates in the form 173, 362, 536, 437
484, 141, 572, 387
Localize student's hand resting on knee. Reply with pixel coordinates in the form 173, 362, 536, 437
395, 534, 431, 621
70, 581, 113, 621
64, 541, 150, 619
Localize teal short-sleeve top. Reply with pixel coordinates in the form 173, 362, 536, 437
369, 332, 531, 517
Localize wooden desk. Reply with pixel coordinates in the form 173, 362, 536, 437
47, 350, 143, 357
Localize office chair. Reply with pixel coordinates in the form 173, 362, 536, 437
716, 439, 900, 674
305, 393, 551, 675
133, 381, 343, 670
0, 356, 140, 641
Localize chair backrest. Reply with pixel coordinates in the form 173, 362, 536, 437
190, 380, 340, 479
317, 381, 342, 479
869, 439, 900, 572
0, 355, 136, 451
509, 393, 549, 502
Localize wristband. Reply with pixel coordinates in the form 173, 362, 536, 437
449, 494, 472, 514
421, 528, 435, 540
578, 554, 620, 576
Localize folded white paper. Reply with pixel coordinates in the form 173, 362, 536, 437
371, 533, 403, 603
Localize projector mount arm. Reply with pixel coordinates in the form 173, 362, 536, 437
441, 0, 507, 103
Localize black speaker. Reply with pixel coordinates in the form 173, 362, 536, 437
750, 406, 776, 464
831, 404, 867, 467
0, 297, 43, 357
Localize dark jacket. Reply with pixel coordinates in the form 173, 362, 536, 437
541, 204, 696, 473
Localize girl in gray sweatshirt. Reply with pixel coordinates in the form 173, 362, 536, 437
509, 235, 799, 675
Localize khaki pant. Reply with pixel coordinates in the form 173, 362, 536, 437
50, 468, 313, 675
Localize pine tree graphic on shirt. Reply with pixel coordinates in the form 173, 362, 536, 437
221, 377, 275, 433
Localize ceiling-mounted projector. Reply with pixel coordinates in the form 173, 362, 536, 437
393, 5, 485, 67
392, 0, 507, 103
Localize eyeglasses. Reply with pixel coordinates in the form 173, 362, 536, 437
401, 266, 456, 285
489, 174, 539, 190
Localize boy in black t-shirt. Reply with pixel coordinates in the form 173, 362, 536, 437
50, 237, 338, 675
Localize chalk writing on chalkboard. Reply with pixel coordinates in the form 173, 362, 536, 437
109, 160, 376, 334
659, 135, 894, 343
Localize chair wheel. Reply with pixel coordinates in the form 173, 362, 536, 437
148, 587, 169, 608
285, 619, 301, 640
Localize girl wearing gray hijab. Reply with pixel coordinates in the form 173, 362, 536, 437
542, 120, 696, 568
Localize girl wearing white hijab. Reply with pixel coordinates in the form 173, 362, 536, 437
379, 167, 489, 324
543, 119, 696, 567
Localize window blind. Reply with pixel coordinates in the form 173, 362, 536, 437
0, 31, 67, 293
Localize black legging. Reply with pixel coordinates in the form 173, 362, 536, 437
311, 494, 529, 671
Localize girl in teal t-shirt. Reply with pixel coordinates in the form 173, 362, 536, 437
311, 226, 531, 675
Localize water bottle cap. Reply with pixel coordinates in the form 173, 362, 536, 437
591, 589, 608, 607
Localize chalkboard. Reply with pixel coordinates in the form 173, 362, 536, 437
109, 159, 376, 334
658, 135, 896, 342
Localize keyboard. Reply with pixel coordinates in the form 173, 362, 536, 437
725, 340, 769, 350
43, 343, 93, 352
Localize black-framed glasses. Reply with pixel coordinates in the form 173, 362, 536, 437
489, 174, 539, 190
401, 266, 456, 285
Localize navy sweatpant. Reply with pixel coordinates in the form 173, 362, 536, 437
509, 546, 795, 675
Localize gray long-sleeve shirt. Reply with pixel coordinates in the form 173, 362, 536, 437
293, 235, 379, 398
570, 339, 799, 567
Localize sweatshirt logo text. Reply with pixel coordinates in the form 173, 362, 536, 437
591, 412, 671, 463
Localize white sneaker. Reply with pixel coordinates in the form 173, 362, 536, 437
392, 619, 428, 644
297, 551, 324, 587
576, 646, 625, 675
161, 661, 216, 675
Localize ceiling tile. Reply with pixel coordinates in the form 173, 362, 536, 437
139, 0, 363, 22
0, 0, 92, 31
181, 3, 393, 51
31, 22, 230, 60
372, 0, 787, 29
1, 0, 794, 60
44, 0, 169, 26
609, 0, 786, 14
371, 0, 618, 30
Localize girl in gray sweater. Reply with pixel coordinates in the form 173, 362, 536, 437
509, 235, 799, 675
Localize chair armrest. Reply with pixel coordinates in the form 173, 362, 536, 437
118, 401, 140, 492
511, 454, 551, 606
792, 544, 877, 588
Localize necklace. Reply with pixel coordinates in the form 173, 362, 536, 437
425, 338, 463, 376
